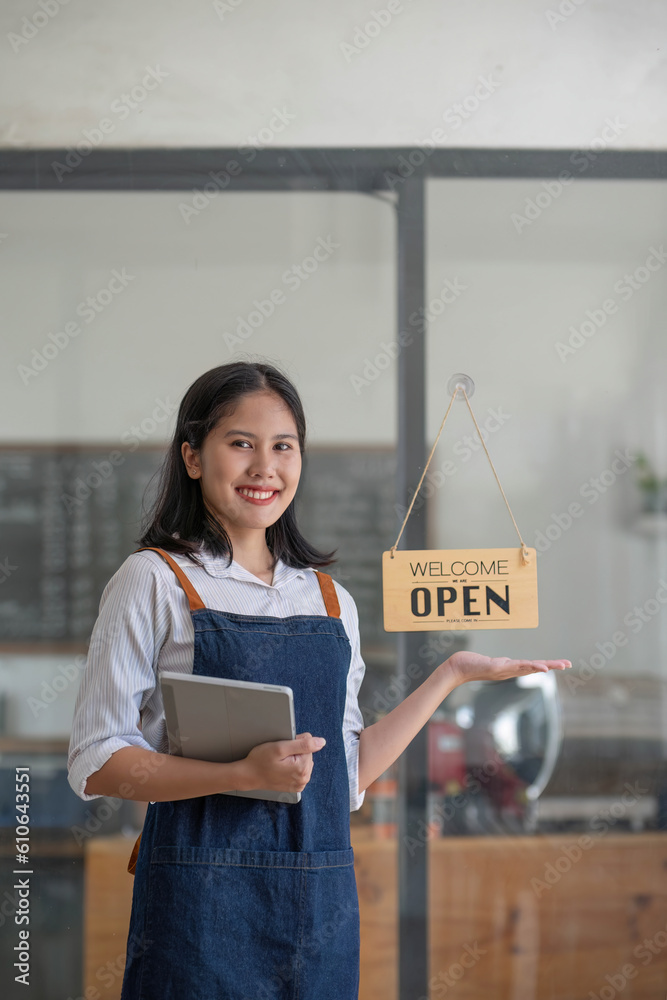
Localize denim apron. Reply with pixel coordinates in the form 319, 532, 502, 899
120, 547, 360, 1000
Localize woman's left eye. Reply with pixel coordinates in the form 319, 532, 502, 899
232, 440, 290, 450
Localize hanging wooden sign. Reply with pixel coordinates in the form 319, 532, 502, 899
382, 546, 538, 631
382, 374, 540, 632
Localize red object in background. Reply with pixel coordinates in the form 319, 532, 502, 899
489, 761, 527, 813
474, 733, 528, 815
428, 720, 466, 794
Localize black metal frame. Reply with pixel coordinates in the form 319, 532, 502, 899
1, 147, 666, 188
3, 146, 665, 1000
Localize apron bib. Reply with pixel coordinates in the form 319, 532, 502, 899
120, 547, 360, 1000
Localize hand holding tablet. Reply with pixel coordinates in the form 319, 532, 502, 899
159, 671, 325, 803
243, 731, 327, 798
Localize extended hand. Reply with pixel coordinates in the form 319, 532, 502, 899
447, 651, 572, 686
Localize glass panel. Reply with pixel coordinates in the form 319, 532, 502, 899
426, 176, 667, 999
0, 188, 397, 999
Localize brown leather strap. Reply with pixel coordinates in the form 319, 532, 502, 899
127, 832, 141, 875
134, 546, 206, 612
315, 571, 340, 618
137, 546, 340, 619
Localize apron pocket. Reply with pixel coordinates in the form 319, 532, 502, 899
137, 846, 358, 1000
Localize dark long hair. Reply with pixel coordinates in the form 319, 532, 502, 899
138, 361, 337, 570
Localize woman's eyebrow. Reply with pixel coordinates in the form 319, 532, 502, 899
222, 429, 299, 440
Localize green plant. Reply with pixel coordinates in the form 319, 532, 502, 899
634, 452, 667, 512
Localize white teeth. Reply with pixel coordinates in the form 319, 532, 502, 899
238, 488, 275, 499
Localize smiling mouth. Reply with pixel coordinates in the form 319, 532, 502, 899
235, 487, 280, 503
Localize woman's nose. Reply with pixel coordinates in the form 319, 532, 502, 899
246, 450, 277, 475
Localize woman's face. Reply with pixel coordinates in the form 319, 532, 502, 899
181, 390, 302, 535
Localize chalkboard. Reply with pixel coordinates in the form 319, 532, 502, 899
297, 448, 398, 649
0, 447, 163, 645
0, 446, 398, 649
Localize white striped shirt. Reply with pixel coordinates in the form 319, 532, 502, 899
67, 545, 367, 811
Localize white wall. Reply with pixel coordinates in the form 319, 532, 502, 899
0, 0, 665, 150
1, 190, 396, 443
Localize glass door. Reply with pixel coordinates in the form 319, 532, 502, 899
424, 173, 667, 999
0, 184, 400, 999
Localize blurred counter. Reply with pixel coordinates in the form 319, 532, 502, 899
83, 827, 667, 1000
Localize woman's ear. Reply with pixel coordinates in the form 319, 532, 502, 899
181, 441, 201, 479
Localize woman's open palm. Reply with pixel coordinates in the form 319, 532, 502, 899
449, 651, 572, 685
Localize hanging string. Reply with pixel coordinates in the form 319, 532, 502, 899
389, 387, 458, 556
390, 386, 531, 565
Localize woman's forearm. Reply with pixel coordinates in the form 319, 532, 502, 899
84, 745, 252, 802
357, 658, 459, 794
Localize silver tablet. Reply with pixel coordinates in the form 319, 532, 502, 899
159, 671, 300, 803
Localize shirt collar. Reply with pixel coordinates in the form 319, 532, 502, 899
179, 544, 308, 587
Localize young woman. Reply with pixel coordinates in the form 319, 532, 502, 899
67, 360, 571, 1000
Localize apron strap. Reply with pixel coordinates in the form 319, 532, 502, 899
134, 545, 341, 619
314, 571, 341, 618
134, 546, 206, 612
127, 833, 141, 875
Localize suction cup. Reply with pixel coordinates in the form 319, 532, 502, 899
446, 372, 475, 399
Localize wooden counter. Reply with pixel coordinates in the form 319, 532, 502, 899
84, 829, 667, 999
